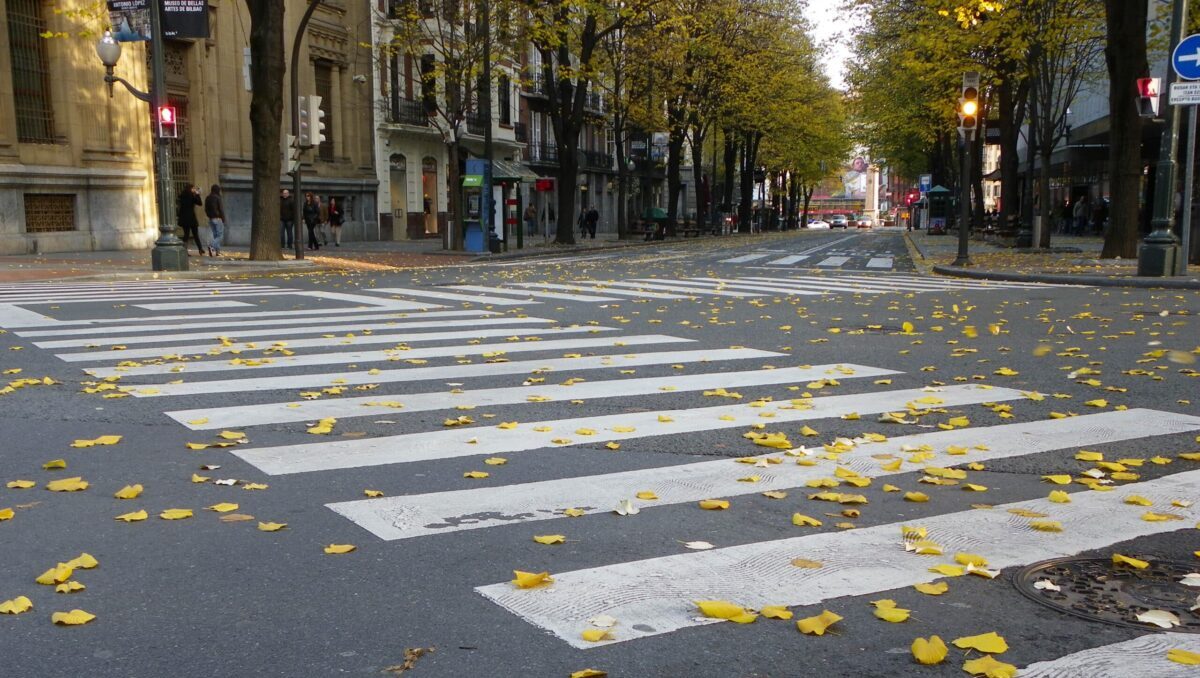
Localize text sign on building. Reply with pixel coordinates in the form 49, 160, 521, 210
109, 0, 210, 41
1170, 81, 1200, 106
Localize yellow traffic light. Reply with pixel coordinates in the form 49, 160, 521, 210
961, 100, 978, 117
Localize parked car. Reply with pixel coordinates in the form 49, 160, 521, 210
855, 215, 873, 228
806, 218, 830, 229
829, 214, 849, 229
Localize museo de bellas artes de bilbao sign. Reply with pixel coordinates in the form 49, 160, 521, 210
108, 0, 210, 41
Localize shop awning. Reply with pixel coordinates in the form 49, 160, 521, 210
491, 159, 540, 182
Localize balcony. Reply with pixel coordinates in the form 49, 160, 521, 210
523, 72, 550, 98
528, 142, 558, 165
513, 122, 527, 143
388, 97, 428, 127
466, 110, 490, 136
583, 150, 614, 171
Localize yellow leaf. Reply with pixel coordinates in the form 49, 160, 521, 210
6, 480, 35, 489
207, 502, 239, 513
0, 507, 11, 521
914, 582, 948, 596
904, 492, 929, 503
70, 435, 122, 448
218, 430, 246, 440
953, 631, 1009, 654
569, 671, 607, 678
1075, 450, 1104, 462
484, 457, 507, 466
463, 471, 490, 479
364, 489, 384, 498
1084, 399, 1108, 408
792, 513, 822, 527
0, 595, 33, 615
762, 490, 788, 499
1048, 491, 1071, 503
882, 484, 901, 492
1030, 520, 1063, 532
1042, 475, 1072, 485
45, 477, 88, 492
760, 605, 793, 620
242, 483, 269, 491
961, 655, 1016, 678
51, 609, 96, 626
993, 367, 1019, 376
963, 484, 988, 492
191, 474, 210, 483
323, 544, 356, 554
55, 581, 86, 594
1113, 553, 1150, 569
1124, 495, 1153, 506
64, 553, 97, 570
497, 421, 518, 429
113, 484, 143, 500
511, 570, 552, 588
874, 606, 911, 622
928, 564, 965, 577
695, 600, 751, 620
1142, 512, 1184, 522
796, 609, 842, 635
911, 635, 948, 665
42, 459, 66, 470
800, 426, 819, 437
159, 508, 193, 520
533, 534, 566, 545
581, 628, 613, 642
1168, 649, 1200, 665
698, 499, 729, 510
114, 509, 148, 522
186, 443, 210, 450
36, 564, 73, 585
605, 442, 621, 450
563, 508, 585, 517
257, 522, 288, 532
636, 491, 659, 500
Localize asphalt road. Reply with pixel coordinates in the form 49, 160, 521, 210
2, 231, 1199, 678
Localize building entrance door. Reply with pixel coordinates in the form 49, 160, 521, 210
422, 156, 438, 236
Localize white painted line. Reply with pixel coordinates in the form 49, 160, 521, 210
740, 276, 1002, 295
596, 280, 763, 298
332, 408, 1200, 540
794, 233, 861, 255
134, 301, 254, 311
0, 288, 294, 305
1019, 634, 1200, 678
477, 467, 1200, 648
865, 257, 894, 269
507, 282, 688, 300
30, 311, 496, 347
0, 281, 263, 295
447, 285, 622, 303
815, 256, 851, 267
170, 363, 898, 430
137, 347, 782, 398
0, 305, 57, 328
366, 287, 535, 306
660, 278, 825, 296
719, 253, 773, 264
54, 322, 577, 362
764, 255, 808, 266
233, 384, 1022, 475
84, 334, 694, 378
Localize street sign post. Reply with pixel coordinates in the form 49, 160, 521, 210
919, 174, 932, 194
1173, 33, 1200, 81
1169, 33, 1200, 274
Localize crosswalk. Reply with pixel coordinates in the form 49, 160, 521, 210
4, 278, 1196, 670
719, 250, 897, 269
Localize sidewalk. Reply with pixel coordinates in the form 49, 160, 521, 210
906, 228, 1200, 289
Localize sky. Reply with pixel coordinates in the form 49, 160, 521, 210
805, 0, 860, 89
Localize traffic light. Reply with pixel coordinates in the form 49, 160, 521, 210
157, 105, 177, 138
958, 71, 980, 135
298, 96, 311, 147
286, 134, 300, 173
1137, 77, 1161, 118
307, 95, 326, 146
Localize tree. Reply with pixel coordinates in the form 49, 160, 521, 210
1101, 0, 1149, 258
244, 1, 286, 260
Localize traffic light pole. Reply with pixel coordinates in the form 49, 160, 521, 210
290, 0, 323, 261
1139, 0, 1187, 276
953, 129, 973, 267
148, 0, 187, 272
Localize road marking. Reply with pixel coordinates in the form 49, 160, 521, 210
135, 347, 782, 397
54, 322, 579, 362
134, 301, 254, 311
446, 285, 623, 303
719, 253, 773, 263
865, 257, 894, 269
364, 287, 536, 306
477, 467, 1200, 648
0, 288, 294, 304
168, 363, 898, 430
232, 384, 1022, 475
659, 278, 826, 296
82, 333, 688, 378
764, 255, 808, 266
331, 408, 1200, 540
506, 282, 689, 299
609, 280, 763, 297
1019, 634, 1200, 678
815, 256, 851, 267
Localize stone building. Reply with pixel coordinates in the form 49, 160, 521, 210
0, 0, 378, 256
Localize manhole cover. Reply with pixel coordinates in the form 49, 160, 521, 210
1014, 556, 1200, 632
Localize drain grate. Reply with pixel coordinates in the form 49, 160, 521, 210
1014, 556, 1200, 632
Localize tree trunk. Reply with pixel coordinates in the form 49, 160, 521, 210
446, 140, 462, 250
800, 183, 813, 227
1102, 0, 1149, 258
721, 131, 736, 213
1038, 145, 1054, 248
690, 124, 706, 231
666, 118, 685, 237
997, 70, 1027, 234
555, 139, 580, 244
737, 133, 752, 232
245, 0, 285, 261
972, 131, 985, 232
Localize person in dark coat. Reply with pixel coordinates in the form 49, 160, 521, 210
280, 189, 295, 250
177, 184, 203, 255
203, 184, 225, 257
328, 197, 344, 246
303, 192, 321, 251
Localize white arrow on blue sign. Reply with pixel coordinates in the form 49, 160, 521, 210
1172, 34, 1200, 81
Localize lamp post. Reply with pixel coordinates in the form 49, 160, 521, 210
96, 8, 188, 272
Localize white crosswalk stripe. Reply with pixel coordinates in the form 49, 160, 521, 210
866, 257, 893, 268
764, 255, 809, 265
1018, 634, 1200, 677
719, 253, 774, 263
815, 256, 851, 267
364, 286, 536, 306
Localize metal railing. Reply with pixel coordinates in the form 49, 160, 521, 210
513, 122, 527, 143
389, 97, 429, 127
583, 150, 613, 170
466, 110, 490, 136
528, 143, 558, 164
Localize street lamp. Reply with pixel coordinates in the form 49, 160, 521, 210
95, 18, 187, 272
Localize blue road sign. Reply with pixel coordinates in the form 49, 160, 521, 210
919, 174, 932, 193
1172, 34, 1200, 81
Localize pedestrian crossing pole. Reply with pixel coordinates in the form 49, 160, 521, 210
954, 72, 980, 267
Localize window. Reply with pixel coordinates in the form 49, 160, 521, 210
7, 0, 56, 143
23, 194, 75, 232
498, 74, 511, 126
314, 61, 335, 161
420, 54, 436, 112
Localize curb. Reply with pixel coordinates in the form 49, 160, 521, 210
902, 232, 934, 276
932, 264, 1200, 289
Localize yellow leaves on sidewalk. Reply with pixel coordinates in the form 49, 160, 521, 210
42, 459, 66, 470
55, 581, 85, 594
1113, 553, 1150, 569
0, 595, 33, 615
698, 499, 730, 510
159, 508, 193, 520
257, 522, 287, 532
70, 435, 122, 448
511, 570, 553, 589
904, 492, 930, 503
796, 609, 842, 635
113, 484, 143, 500
953, 631, 1009, 654
580, 628, 613, 642
115, 509, 148, 522
695, 600, 757, 623
323, 544, 356, 555
1168, 648, 1200, 665
1048, 491, 1071, 503
792, 513, 822, 527
914, 582, 948, 596
46, 477, 88, 492
911, 635, 948, 665
51, 609, 96, 626
364, 489, 384, 498
871, 599, 910, 623
36, 564, 73, 585
206, 503, 240, 513
463, 471, 490, 479
307, 418, 337, 434
7, 480, 35, 489
532, 535, 565, 545
1042, 475, 1072, 485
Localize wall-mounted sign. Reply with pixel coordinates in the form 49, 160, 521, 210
109, 0, 210, 41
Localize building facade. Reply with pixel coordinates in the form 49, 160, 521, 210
0, 0, 379, 256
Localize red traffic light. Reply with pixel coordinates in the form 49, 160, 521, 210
157, 105, 178, 138
1136, 77, 1159, 98
159, 106, 175, 123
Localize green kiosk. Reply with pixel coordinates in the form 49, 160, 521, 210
926, 185, 950, 235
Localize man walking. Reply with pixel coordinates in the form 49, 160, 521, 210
584, 205, 599, 239
204, 184, 225, 257
280, 189, 295, 250
1072, 196, 1089, 236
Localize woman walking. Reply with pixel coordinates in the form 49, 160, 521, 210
204, 184, 225, 256
328, 197, 344, 246
177, 184, 203, 256
303, 192, 321, 251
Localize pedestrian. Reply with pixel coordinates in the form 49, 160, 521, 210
303, 192, 321, 250
584, 205, 599, 239
280, 189, 295, 250
524, 203, 537, 236
177, 183, 203, 256
204, 184, 225, 257
328, 196, 344, 247
1059, 199, 1072, 234
577, 207, 587, 239
314, 195, 328, 246
1073, 196, 1089, 235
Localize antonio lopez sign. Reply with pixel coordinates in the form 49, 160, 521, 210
109, 0, 209, 41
